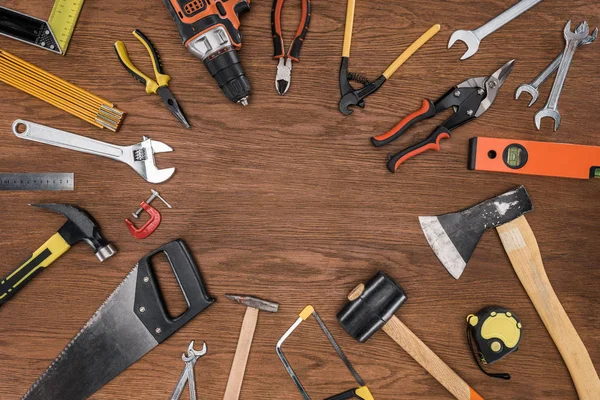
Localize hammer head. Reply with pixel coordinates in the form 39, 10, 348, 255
337, 271, 407, 343
225, 294, 279, 313
32, 204, 116, 262
419, 186, 533, 280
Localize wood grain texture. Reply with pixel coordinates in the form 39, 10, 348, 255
0, 0, 598, 399
497, 216, 600, 400
382, 316, 481, 400
224, 307, 260, 400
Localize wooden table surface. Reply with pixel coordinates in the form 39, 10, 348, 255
0, 1, 598, 399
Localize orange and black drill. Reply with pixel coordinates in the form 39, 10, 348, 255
163, 0, 251, 105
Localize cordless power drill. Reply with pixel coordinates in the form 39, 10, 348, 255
163, 0, 251, 105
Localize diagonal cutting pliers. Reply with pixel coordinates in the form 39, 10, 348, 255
371, 59, 515, 172
271, 0, 311, 95
115, 29, 190, 128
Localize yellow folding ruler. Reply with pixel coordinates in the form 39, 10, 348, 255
0, 0, 84, 55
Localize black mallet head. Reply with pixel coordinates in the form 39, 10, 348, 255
337, 271, 407, 343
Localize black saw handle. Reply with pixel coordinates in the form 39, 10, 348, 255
134, 239, 215, 343
371, 99, 436, 147
387, 126, 451, 172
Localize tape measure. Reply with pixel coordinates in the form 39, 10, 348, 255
0, 0, 84, 55
469, 137, 600, 180
467, 306, 522, 380
0, 173, 74, 191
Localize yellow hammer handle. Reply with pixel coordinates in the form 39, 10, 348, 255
342, 0, 356, 57
0, 233, 70, 304
383, 24, 441, 79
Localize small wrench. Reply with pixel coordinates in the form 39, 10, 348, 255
448, 0, 544, 60
170, 341, 207, 400
516, 23, 597, 106
12, 120, 175, 183
534, 21, 590, 131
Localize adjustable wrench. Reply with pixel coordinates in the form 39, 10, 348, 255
170, 341, 207, 400
516, 23, 597, 106
12, 120, 175, 183
534, 21, 590, 131
448, 0, 544, 60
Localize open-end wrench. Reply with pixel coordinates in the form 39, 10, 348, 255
516, 23, 597, 106
12, 120, 175, 183
170, 341, 207, 400
534, 21, 589, 131
448, 0, 544, 60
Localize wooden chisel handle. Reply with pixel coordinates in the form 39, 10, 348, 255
383, 316, 483, 400
497, 216, 600, 399
223, 307, 259, 400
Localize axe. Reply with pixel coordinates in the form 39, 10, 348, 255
419, 186, 599, 399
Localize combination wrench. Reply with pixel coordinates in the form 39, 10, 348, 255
534, 21, 590, 131
12, 120, 175, 183
448, 0, 544, 60
170, 341, 207, 400
516, 23, 597, 107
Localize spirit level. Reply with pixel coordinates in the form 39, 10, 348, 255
0, 1, 84, 55
469, 137, 600, 179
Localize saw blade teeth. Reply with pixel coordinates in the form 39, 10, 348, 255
22, 266, 139, 400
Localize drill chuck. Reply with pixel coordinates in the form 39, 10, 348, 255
204, 48, 250, 105
163, 0, 252, 105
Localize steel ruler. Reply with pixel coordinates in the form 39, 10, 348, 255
0, 173, 74, 191
0, 0, 84, 55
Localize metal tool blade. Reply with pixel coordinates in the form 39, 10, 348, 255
157, 86, 190, 128
419, 186, 533, 279
23, 267, 158, 400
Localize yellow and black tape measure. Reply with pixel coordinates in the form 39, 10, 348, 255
467, 306, 522, 380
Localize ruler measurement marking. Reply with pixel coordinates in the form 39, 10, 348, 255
0, 173, 74, 191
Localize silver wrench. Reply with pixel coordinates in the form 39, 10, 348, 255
534, 21, 590, 131
12, 120, 175, 183
170, 341, 207, 400
448, 0, 544, 60
516, 23, 597, 106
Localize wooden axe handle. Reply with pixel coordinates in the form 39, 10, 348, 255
223, 307, 259, 400
497, 215, 600, 399
383, 316, 483, 400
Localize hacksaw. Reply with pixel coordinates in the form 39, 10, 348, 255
0, 0, 84, 55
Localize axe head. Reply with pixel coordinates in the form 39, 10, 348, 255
419, 186, 533, 279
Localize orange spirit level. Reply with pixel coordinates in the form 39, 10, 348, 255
469, 137, 600, 179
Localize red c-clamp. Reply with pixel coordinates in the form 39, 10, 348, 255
125, 189, 172, 239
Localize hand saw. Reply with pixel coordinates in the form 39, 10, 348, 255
22, 240, 215, 400
469, 137, 600, 179
0, 1, 84, 55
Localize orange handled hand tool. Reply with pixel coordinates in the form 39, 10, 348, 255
271, 0, 312, 95
469, 137, 600, 179
373, 60, 514, 172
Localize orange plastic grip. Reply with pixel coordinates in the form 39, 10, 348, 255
372, 99, 435, 147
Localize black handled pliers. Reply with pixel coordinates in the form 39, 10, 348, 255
372, 60, 515, 172
271, 0, 311, 95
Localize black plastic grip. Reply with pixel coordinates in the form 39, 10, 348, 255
387, 126, 452, 172
134, 239, 215, 343
133, 29, 165, 75
288, 0, 311, 61
371, 99, 436, 147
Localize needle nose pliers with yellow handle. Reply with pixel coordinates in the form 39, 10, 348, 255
338, 0, 441, 115
114, 29, 190, 128
272, 0, 312, 95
